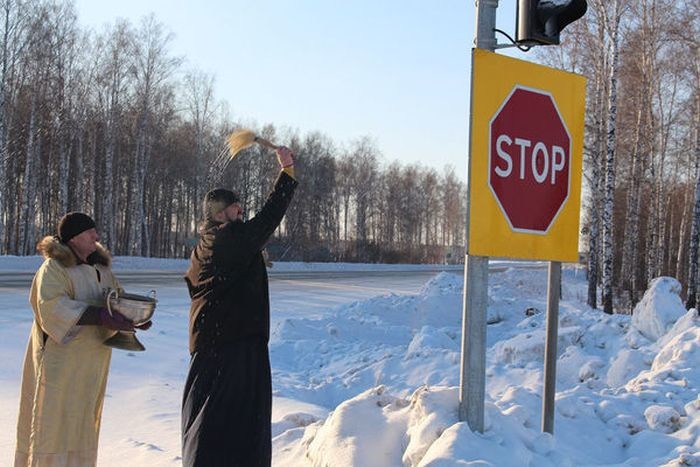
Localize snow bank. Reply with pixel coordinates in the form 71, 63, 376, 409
272, 271, 700, 466
305, 386, 409, 466
301, 385, 569, 467
402, 387, 459, 466
606, 348, 651, 387
631, 277, 686, 341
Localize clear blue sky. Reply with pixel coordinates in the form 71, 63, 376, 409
74, 1, 527, 180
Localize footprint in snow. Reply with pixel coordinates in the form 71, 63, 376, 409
128, 438, 164, 451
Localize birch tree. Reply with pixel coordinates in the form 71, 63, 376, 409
182, 68, 217, 229
127, 15, 179, 256
682, 1, 700, 308
645, 37, 682, 286
581, 2, 610, 310
16, 1, 53, 254
95, 20, 132, 250
598, 0, 625, 314
350, 137, 379, 260
0, 0, 30, 252
441, 166, 465, 249
619, 0, 663, 308
19, 100, 38, 254
46, 1, 80, 215
687, 84, 700, 307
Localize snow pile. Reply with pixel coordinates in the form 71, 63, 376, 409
271, 268, 700, 466
644, 405, 682, 434
305, 386, 409, 466
631, 277, 687, 341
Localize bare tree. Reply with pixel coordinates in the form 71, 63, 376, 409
619, 0, 665, 308
596, 0, 626, 314
126, 14, 180, 255
441, 166, 465, 249
93, 20, 133, 250
182, 68, 217, 227
0, 0, 30, 252
681, 1, 700, 308
349, 137, 379, 261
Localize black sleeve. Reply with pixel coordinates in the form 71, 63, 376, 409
209, 171, 297, 274
240, 171, 298, 252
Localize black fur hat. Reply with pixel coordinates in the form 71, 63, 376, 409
204, 188, 240, 219
58, 212, 96, 243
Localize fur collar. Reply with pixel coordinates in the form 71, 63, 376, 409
37, 236, 112, 268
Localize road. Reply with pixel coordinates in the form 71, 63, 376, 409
0, 267, 465, 289
0, 263, 546, 293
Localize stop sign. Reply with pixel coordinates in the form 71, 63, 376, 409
488, 86, 571, 233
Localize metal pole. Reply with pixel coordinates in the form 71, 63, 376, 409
474, 0, 499, 50
458, 0, 498, 433
542, 261, 561, 434
459, 255, 489, 430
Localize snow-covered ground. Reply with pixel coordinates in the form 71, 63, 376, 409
1, 257, 698, 466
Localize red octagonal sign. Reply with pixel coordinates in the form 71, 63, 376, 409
489, 86, 571, 234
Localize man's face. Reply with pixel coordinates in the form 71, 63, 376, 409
68, 228, 99, 258
223, 202, 244, 222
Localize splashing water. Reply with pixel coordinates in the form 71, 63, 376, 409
206, 129, 259, 186
206, 144, 236, 186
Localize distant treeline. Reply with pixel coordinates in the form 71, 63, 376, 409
10, 0, 700, 314
0, 0, 466, 263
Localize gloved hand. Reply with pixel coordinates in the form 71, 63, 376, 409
276, 146, 295, 168
99, 307, 135, 331
79, 306, 135, 331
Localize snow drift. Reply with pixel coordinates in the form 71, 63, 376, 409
271, 267, 699, 466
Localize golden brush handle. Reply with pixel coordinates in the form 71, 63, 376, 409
254, 136, 280, 151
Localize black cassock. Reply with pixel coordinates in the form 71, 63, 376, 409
182, 172, 297, 467
182, 339, 271, 466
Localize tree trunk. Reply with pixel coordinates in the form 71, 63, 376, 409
601, 0, 621, 314
686, 91, 700, 309
0, 0, 15, 253
101, 117, 116, 249
128, 122, 147, 256
57, 120, 70, 214
0, 78, 6, 253
675, 185, 690, 283
20, 102, 38, 254
621, 105, 644, 309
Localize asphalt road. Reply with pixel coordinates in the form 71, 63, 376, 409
0, 267, 467, 290
0, 263, 546, 294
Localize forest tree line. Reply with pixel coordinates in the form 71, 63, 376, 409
4, 0, 700, 313
0, 0, 467, 264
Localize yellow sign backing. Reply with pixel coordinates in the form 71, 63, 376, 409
467, 49, 586, 262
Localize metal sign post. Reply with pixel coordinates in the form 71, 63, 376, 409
459, 255, 489, 431
459, 0, 498, 433
542, 261, 561, 434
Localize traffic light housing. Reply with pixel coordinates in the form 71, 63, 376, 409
516, 0, 588, 46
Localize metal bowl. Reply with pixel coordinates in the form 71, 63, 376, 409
107, 289, 157, 325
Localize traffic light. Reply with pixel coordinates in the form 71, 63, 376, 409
516, 0, 588, 46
